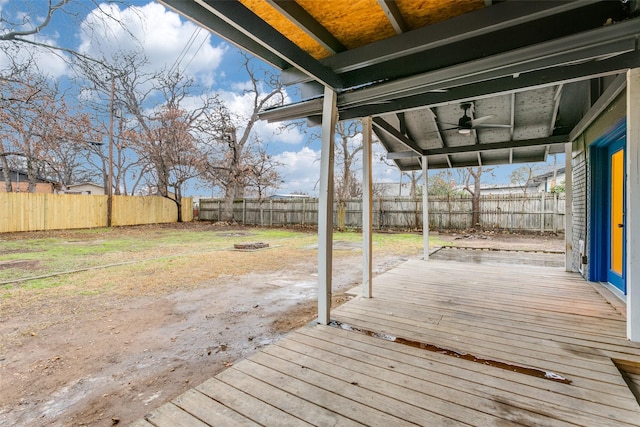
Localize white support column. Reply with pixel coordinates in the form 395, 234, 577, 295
422, 155, 429, 260
565, 142, 574, 272
627, 68, 640, 341
362, 117, 373, 298
318, 87, 338, 325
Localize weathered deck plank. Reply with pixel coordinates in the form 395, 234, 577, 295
261, 338, 575, 426
172, 389, 260, 426
291, 326, 640, 425
138, 259, 640, 426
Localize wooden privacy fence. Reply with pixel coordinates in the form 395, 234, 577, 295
199, 193, 565, 233
0, 193, 193, 233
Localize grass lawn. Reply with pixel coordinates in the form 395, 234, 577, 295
0, 223, 450, 302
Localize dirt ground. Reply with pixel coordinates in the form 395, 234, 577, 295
0, 225, 564, 426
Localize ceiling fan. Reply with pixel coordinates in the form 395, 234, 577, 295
439, 103, 512, 135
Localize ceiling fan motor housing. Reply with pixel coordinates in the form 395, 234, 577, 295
458, 113, 472, 128
458, 103, 473, 128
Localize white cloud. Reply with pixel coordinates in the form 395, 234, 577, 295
78, 2, 226, 81
271, 143, 401, 196
217, 88, 305, 146
273, 147, 321, 195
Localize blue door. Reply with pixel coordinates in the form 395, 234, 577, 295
590, 118, 626, 294
607, 137, 625, 292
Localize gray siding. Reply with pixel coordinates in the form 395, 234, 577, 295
571, 144, 588, 278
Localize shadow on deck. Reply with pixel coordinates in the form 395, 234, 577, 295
134, 257, 640, 426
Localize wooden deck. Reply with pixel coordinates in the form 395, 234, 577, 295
133, 259, 640, 426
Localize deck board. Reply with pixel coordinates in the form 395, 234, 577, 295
138, 259, 640, 426
291, 326, 640, 424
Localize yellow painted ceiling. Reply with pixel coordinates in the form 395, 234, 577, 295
239, 0, 486, 59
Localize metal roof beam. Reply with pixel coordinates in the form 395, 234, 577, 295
550, 85, 564, 136
261, 25, 640, 122
509, 93, 515, 140
372, 117, 423, 155
266, 1, 346, 54
568, 73, 627, 141
543, 144, 551, 162
338, 19, 640, 109
377, 1, 408, 34
386, 151, 419, 159
339, 49, 640, 120
193, 0, 343, 89
282, 0, 608, 85
425, 136, 569, 156
385, 135, 568, 158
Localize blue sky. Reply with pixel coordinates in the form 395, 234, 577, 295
1, 0, 564, 196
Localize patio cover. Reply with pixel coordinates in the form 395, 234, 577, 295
156, 0, 640, 339
159, 0, 639, 168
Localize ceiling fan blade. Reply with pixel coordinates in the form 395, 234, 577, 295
469, 115, 497, 126
422, 126, 459, 134
472, 123, 513, 129
434, 121, 460, 127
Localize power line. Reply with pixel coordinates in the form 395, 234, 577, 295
181, 31, 209, 73
167, 26, 201, 76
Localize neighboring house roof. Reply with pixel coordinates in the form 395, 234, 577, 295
480, 183, 537, 192
375, 182, 415, 197
0, 167, 54, 184
532, 167, 566, 184
64, 182, 105, 195
66, 183, 104, 190
67, 182, 103, 188
269, 194, 311, 199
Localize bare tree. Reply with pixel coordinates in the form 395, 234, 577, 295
510, 164, 541, 230
124, 68, 218, 221
244, 144, 284, 200
510, 164, 538, 195
46, 137, 101, 188
1, 1, 142, 193
130, 106, 201, 221
78, 47, 219, 218
243, 143, 283, 225
199, 54, 286, 221
331, 121, 363, 229
462, 166, 492, 229
77, 52, 147, 195
428, 170, 457, 196
0, 72, 95, 191
1, 1, 134, 70
334, 121, 363, 201
404, 171, 423, 198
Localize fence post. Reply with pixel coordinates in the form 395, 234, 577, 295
242, 199, 246, 224
270, 199, 273, 227
422, 155, 429, 260
302, 198, 306, 226
553, 192, 558, 234
260, 200, 264, 227
540, 192, 545, 233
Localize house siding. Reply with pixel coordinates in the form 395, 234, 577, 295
64, 183, 105, 195
0, 169, 55, 193
0, 182, 54, 193
573, 91, 627, 281
572, 141, 588, 277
